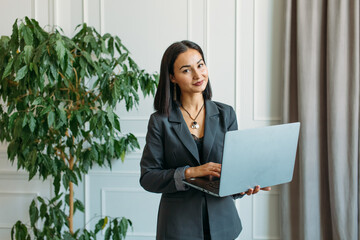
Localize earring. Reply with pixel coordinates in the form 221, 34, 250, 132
173, 83, 177, 101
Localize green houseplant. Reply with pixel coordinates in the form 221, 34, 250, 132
0, 17, 158, 239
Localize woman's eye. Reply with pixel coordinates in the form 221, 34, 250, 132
183, 69, 190, 73
198, 63, 203, 68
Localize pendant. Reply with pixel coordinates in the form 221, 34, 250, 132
191, 121, 199, 129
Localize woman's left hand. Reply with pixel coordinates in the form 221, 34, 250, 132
240, 185, 271, 196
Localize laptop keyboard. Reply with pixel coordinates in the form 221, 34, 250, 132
206, 181, 220, 189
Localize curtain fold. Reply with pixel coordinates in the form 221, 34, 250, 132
281, 0, 359, 240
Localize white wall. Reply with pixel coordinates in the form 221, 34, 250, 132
0, 0, 285, 239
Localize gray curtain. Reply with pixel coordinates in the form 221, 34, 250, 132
281, 0, 359, 240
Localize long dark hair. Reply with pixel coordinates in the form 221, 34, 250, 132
154, 40, 212, 115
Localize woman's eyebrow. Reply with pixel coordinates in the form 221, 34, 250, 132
179, 59, 203, 70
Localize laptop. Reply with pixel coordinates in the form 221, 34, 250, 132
183, 122, 300, 197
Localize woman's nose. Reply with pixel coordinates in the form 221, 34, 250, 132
193, 69, 200, 79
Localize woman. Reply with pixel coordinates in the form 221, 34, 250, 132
140, 40, 270, 240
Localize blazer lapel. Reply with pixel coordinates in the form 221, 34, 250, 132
169, 106, 200, 163
203, 100, 220, 163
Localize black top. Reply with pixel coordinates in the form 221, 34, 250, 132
192, 134, 210, 239
192, 134, 204, 164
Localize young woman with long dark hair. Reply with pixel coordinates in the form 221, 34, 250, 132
140, 40, 270, 240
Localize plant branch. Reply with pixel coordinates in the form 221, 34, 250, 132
54, 146, 68, 164
68, 149, 75, 235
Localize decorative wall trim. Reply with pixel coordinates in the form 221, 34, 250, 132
89, 171, 140, 176
252, 0, 282, 122
187, 0, 192, 40
0, 171, 31, 179
31, 0, 36, 19
119, 116, 149, 121
53, 0, 58, 27
0, 143, 7, 152
253, 237, 280, 240
100, 187, 156, 237
126, 232, 156, 237
253, 115, 282, 121
0, 224, 12, 229
0, 191, 38, 197
84, 174, 90, 230
234, 0, 239, 112
48, 0, 53, 26
83, 0, 88, 23
99, 0, 105, 35
252, 192, 280, 240
203, 0, 209, 66
0, 191, 40, 231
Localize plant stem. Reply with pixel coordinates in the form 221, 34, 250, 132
69, 181, 74, 234
68, 152, 75, 235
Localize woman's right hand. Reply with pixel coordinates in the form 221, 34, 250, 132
185, 162, 222, 178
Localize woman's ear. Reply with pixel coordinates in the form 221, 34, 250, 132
170, 74, 176, 83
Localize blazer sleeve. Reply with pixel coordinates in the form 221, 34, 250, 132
140, 113, 189, 193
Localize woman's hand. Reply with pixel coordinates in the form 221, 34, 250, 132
185, 162, 221, 178
240, 185, 271, 196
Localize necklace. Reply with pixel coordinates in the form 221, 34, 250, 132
181, 103, 204, 129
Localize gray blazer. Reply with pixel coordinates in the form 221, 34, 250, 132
140, 100, 242, 240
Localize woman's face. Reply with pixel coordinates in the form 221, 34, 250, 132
170, 48, 208, 97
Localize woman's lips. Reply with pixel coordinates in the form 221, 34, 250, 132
193, 80, 204, 86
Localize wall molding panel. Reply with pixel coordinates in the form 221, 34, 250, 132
99, 0, 105, 35
101, 188, 158, 238
0, 191, 39, 230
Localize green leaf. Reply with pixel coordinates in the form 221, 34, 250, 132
75, 199, 85, 212
108, 37, 114, 56
106, 107, 114, 127
119, 217, 130, 238
41, 105, 52, 115
23, 25, 34, 45
49, 192, 64, 204
104, 226, 111, 240
54, 174, 61, 196
29, 200, 39, 227
63, 232, 76, 240
29, 114, 36, 132
28, 149, 38, 180
47, 111, 55, 127
70, 117, 79, 137
91, 146, 98, 161
14, 65, 28, 81
13, 118, 23, 138
40, 203, 47, 218
67, 169, 78, 185
120, 151, 125, 162
24, 45, 33, 64
76, 111, 82, 125
95, 218, 105, 234
22, 114, 28, 127
114, 116, 121, 132
10, 19, 19, 54
55, 39, 66, 59
62, 173, 69, 190
112, 219, 119, 240
2, 58, 13, 79
82, 51, 94, 66
90, 116, 98, 130
12, 221, 29, 240
50, 64, 58, 82
118, 53, 128, 64
32, 97, 42, 106
59, 107, 67, 123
